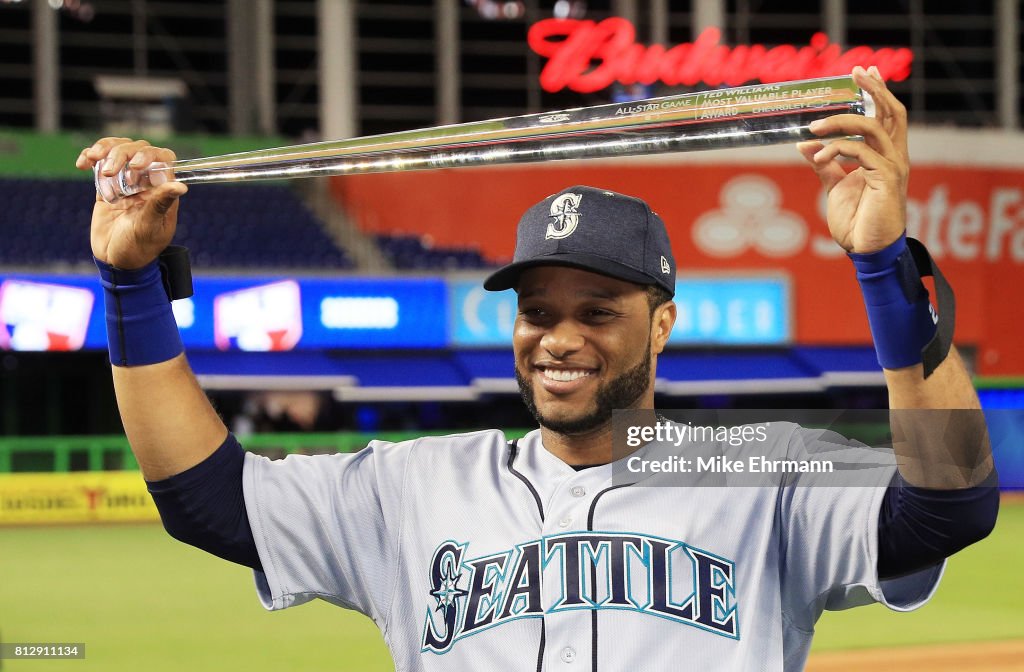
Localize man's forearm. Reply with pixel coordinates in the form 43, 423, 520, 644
884, 345, 979, 409
884, 347, 994, 489
112, 353, 228, 481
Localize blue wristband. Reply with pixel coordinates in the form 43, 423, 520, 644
95, 257, 184, 367
849, 233, 938, 370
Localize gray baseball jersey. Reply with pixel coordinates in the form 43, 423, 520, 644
242, 423, 944, 671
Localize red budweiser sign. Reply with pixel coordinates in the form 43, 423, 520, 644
528, 18, 913, 93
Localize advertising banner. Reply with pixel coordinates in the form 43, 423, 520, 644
0, 472, 159, 525
449, 276, 789, 346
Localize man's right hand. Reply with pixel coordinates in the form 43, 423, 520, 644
76, 137, 188, 270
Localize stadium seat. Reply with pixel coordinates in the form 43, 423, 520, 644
374, 233, 492, 270
0, 179, 353, 271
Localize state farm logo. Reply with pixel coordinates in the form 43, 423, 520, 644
691, 175, 1024, 264
693, 176, 807, 258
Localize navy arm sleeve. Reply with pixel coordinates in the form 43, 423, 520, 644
877, 470, 999, 580
146, 433, 262, 571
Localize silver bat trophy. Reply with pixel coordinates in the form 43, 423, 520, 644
94, 75, 873, 203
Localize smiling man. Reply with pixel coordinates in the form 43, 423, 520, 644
78, 67, 997, 671
485, 187, 677, 467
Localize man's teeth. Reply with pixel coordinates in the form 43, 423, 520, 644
542, 369, 592, 382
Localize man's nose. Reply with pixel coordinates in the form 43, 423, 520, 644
540, 319, 585, 358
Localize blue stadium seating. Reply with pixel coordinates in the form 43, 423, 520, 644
0, 179, 94, 266
0, 179, 352, 270
0, 178, 495, 271
374, 234, 493, 270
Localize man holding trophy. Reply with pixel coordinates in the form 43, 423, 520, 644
76, 66, 996, 671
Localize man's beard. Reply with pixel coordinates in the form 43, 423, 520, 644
516, 344, 652, 436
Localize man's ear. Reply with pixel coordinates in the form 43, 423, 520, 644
651, 301, 676, 355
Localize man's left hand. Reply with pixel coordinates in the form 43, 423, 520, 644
798, 65, 909, 254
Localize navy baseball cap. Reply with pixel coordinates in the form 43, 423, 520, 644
483, 185, 676, 296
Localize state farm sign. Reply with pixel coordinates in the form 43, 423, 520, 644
664, 165, 1022, 373
528, 18, 913, 93
692, 175, 1024, 265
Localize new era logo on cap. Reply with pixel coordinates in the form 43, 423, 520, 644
483, 185, 676, 296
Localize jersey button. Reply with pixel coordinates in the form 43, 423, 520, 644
558, 516, 573, 528
560, 646, 577, 663
570, 486, 586, 498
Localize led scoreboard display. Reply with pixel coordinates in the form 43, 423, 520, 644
0, 273, 789, 352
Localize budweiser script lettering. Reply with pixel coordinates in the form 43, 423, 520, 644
529, 18, 913, 93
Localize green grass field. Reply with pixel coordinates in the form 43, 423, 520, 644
1, 501, 1021, 671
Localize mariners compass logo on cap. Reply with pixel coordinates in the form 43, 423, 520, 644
483, 185, 677, 297
546, 192, 582, 240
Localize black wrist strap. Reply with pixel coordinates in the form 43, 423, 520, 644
157, 245, 194, 301
905, 238, 955, 378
